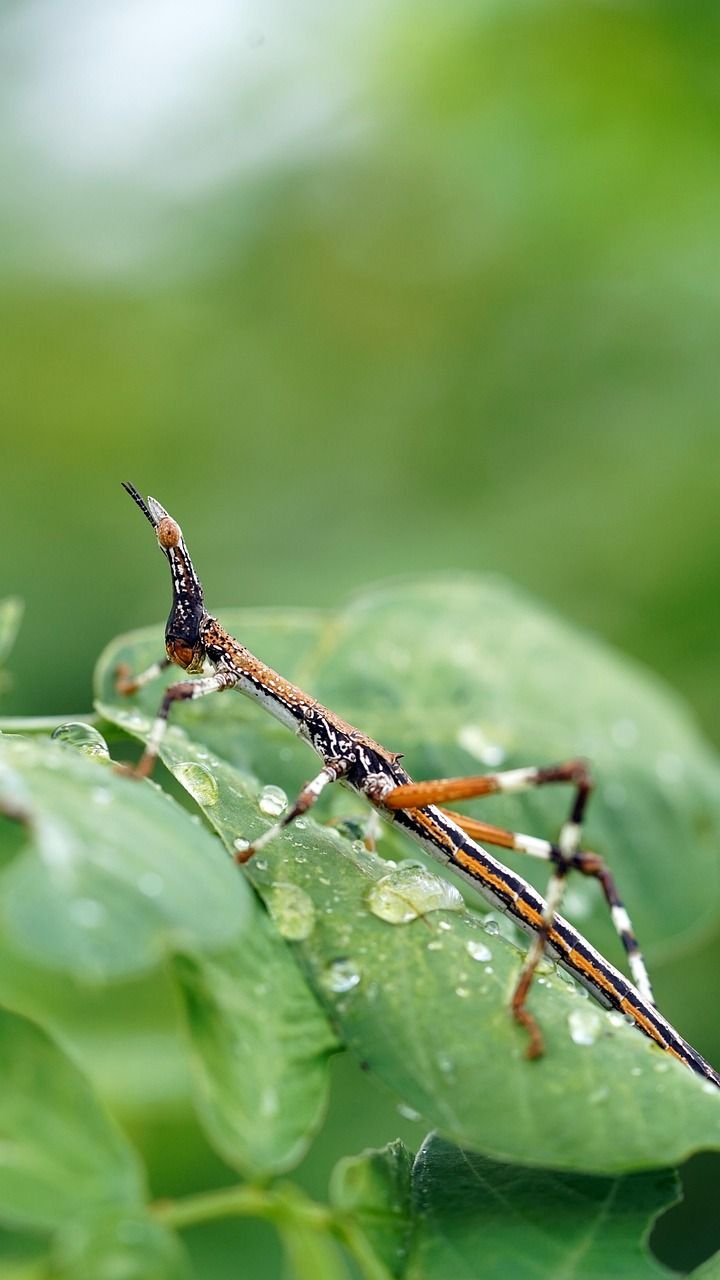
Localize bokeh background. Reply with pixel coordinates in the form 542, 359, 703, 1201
2, 1, 720, 1275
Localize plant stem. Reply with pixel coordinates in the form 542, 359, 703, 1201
150, 1181, 395, 1280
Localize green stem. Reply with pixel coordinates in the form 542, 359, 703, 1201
150, 1181, 395, 1280
151, 1181, 334, 1233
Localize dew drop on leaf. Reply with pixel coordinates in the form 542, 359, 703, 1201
175, 761, 219, 805
321, 959, 361, 993
52, 722, 110, 761
259, 784, 287, 817
466, 939, 492, 963
367, 864, 463, 924
267, 882, 316, 940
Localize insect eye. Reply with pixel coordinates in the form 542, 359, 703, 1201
157, 516, 181, 549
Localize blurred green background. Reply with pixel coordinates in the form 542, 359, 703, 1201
2, 0, 720, 1275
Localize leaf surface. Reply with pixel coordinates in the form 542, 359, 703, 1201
0, 1006, 143, 1230
406, 1134, 677, 1279
0, 734, 249, 979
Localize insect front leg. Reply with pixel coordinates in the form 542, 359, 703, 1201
133, 670, 236, 778
115, 657, 171, 696
235, 758, 350, 863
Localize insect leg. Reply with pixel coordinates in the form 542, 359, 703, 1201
115, 657, 171, 696
133, 671, 236, 778
439, 811, 652, 1060
235, 758, 350, 863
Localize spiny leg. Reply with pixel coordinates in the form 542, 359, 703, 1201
235, 758, 351, 863
115, 657, 171, 696
133, 671, 236, 778
385, 760, 651, 1058
436, 803, 653, 1053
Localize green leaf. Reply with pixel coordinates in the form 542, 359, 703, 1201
330, 1141, 413, 1278
96, 576, 720, 964
46, 1210, 190, 1280
94, 693, 720, 1173
94, 579, 720, 1173
0, 1006, 143, 1230
172, 915, 338, 1179
406, 1134, 677, 1280
0, 734, 250, 980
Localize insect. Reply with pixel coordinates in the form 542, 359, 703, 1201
117, 483, 720, 1088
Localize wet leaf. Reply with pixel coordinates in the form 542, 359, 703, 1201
94, 578, 720, 1173
0, 734, 250, 979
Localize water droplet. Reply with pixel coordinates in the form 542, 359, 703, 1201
175, 762, 218, 805
654, 1061, 670, 1074
455, 985, 470, 998
70, 897, 106, 928
138, 872, 164, 898
259, 785, 287, 817
427, 940, 443, 952
52, 722, 110, 761
367, 864, 463, 924
589, 1086, 609, 1104
568, 1007, 601, 1046
702, 1081, 717, 1095
483, 917, 501, 936
91, 786, 112, 805
267, 882, 315, 940
436, 1052, 454, 1074
535, 954, 553, 975
630, 1066, 642, 1077
322, 959, 361, 993
397, 1103, 422, 1122
466, 939, 492, 963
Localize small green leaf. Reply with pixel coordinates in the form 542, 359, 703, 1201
0, 1006, 143, 1230
0, 735, 250, 979
330, 1141, 413, 1278
172, 911, 338, 1179
406, 1134, 677, 1280
47, 1210, 190, 1280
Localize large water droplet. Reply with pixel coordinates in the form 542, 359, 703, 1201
483, 916, 501, 937
267, 882, 315, 940
466, 939, 492, 963
568, 1007, 601, 1046
175, 761, 219, 805
367, 864, 463, 924
259, 785, 287, 817
52, 722, 110, 761
322, 959, 361, 993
